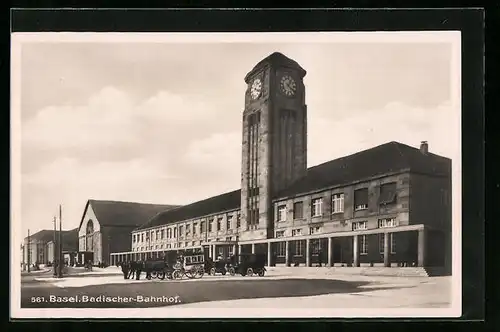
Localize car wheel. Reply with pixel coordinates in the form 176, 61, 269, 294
228, 267, 235, 276
258, 269, 265, 277
246, 268, 253, 276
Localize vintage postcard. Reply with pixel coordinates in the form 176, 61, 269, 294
11, 31, 462, 319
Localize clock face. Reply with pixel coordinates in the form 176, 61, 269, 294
250, 78, 262, 99
280, 75, 297, 97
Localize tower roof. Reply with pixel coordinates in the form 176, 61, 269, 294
245, 52, 307, 82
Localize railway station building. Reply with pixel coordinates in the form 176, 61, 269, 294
109, 52, 452, 274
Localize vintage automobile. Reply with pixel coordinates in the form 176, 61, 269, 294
227, 253, 266, 277
171, 253, 205, 280
205, 257, 231, 276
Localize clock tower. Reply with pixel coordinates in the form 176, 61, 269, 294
239, 52, 308, 241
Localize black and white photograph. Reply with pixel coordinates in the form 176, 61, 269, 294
11, 30, 462, 318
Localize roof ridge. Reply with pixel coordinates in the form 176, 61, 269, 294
306, 141, 399, 171
89, 199, 180, 206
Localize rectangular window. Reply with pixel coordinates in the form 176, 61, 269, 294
217, 217, 222, 231
379, 182, 397, 205
185, 241, 189, 247
312, 198, 323, 217
193, 223, 198, 235
332, 193, 345, 213
309, 226, 321, 235
173, 228, 177, 238
186, 224, 191, 235
156, 230, 160, 240
179, 226, 184, 236
292, 229, 302, 236
352, 221, 368, 231
209, 219, 213, 232
293, 201, 303, 219
354, 188, 369, 210
146, 232, 150, 241
277, 205, 287, 222
295, 241, 304, 256
160, 230, 164, 239
132, 234, 136, 243
378, 218, 397, 228
276, 242, 287, 257
360, 235, 368, 255
276, 230, 285, 238
201, 221, 206, 233
226, 217, 231, 230
379, 233, 396, 254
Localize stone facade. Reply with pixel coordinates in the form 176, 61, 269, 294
131, 209, 241, 253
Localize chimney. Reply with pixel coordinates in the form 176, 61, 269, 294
420, 141, 429, 154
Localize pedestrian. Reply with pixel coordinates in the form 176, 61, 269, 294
318, 249, 323, 267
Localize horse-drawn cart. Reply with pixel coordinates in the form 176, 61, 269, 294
171, 253, 205, 280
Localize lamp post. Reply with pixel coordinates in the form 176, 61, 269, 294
57, 205, 63, 278
53, 216, 57, 277
27, 229, 30, 273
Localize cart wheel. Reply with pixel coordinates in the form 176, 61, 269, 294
258, 269, 265, 277
173, 270, 183, 280
246, 268, 253, 276
196, 267, 204, 278
228, 267, 235, 276
158, 272, 165, 280
151, 271, 158, 279
210, 267, 216, 276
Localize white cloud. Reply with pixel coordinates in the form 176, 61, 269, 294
183, 131, 241, 173
307, 101, 457, 166
22, 86, 219, 152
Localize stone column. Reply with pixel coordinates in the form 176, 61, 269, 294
418, 229, 426, 267
327, 237, 333, 267
267, 243, 272, 267
251, 243, 255, 254
238, 244, 242, 255
213, 244, 217, 259
232, 244, 236, 255
285, 241, 290, 267
384, 232, 391, 267
306, 239, 311, 267
353, 235, 360, 267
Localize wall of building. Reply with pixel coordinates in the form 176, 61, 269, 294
409, 172, 452, 272
22, 240, 49, 265
131, 209, 241, 252
272, 172, 411, 239
100, 226, 136, 264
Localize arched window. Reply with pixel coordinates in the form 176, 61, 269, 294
86, 220, 94, 251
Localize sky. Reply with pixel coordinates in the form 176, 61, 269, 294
15, 34, 459, 237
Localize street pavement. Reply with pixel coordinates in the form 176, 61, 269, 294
20, 267, 451, 309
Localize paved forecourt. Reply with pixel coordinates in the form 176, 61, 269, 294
21, 267, 451, 309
